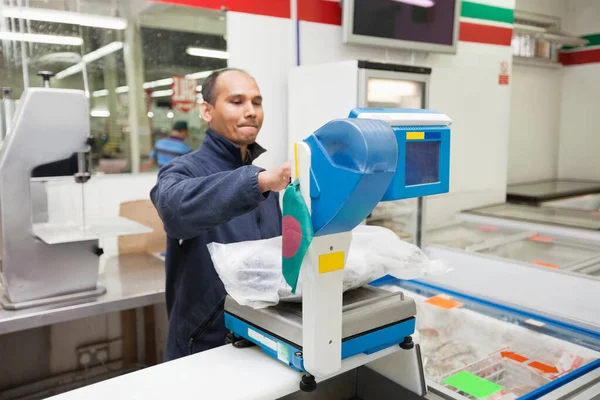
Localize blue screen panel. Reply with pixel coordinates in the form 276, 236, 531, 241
405, 141, 440, 186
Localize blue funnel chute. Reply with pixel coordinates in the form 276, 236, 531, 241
303, 118, 398, 236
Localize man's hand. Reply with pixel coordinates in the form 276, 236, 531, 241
258, 161, 292, 193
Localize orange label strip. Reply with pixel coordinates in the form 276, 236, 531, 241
529, 235, 553, 243
425, 296, 463, 310
501, 352, 529, 363
529, 361, 558, 374
533, 261, 559, 269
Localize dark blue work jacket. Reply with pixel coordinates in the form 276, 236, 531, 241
150, 128, 282, 361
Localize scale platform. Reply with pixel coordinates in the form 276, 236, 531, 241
224, 286, 417, 373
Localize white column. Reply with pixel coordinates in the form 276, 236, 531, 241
124, 20, 146, 173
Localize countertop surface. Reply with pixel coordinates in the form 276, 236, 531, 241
0, 253, 165, 335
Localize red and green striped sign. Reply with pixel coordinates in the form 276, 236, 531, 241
560, 34, 600, 66
297, 0, 515, 47
152, 0, 516, 47
458, 1, 514, 46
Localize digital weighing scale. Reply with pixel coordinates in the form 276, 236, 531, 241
224, 108, 452, 391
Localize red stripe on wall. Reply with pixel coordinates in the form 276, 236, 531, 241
560, 48, 600, 66
459, 21, 512, 46
298, 0, 342, 25
148, 0, 291, 19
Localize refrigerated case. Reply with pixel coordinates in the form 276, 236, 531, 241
571, 261, 600, 277
507, 179, 600, 206
370, 278, 600, 400
462, 203, 600, 231
425, 221, 532, 251
425, 218, 600, 279
542, 193, 600, 212
288, 60, 432, 242
476, 234, 600, 270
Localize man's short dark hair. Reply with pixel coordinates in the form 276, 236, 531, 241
201, 68, 250, 105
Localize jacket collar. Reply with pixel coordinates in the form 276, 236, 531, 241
200, 128, 266, 166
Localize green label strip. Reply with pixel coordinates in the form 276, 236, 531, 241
443, 371, 504, 399
563, 33, 600, 50
461, 1, 514, 24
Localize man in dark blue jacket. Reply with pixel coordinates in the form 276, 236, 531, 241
150, 68, 291, 361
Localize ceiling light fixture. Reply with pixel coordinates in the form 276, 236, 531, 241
56, 41, 124, 80
186, 47, 228, 59
151, 89, 173, 98
92, 89, 109, 97
0, 31, 83, 45
90, 71, 211, 98
1, 7, 127, 30
186, 70, 214, 80
143, 78, 174, 89
392, 0, 435, 7
90, 110, 110, 117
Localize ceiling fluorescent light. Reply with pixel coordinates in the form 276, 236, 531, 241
1, 7, 127, 30
56, 41, 124, 80
186, 70, 214, 80
186, 47, 228, 59
92, 89, 109, 97
143, 78, 173, 89
0, 31, 83, 45
151, 89, 173, 98
392, 0, 435, 7
91, 72, 210, 98
90, 110, 110, 117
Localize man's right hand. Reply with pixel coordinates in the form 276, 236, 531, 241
258, 161, 292, 193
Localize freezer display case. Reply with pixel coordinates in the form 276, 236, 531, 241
366, 199, 417, 242
475, 234, 600, 270
425, 221, 531, 251
463, 203, 600, 231
371, 278, 600, 400
542, 193, 600, 212
567, 259, 600, 278
507, 179, 600, 206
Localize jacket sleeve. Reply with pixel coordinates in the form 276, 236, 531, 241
150, 159, 269, 240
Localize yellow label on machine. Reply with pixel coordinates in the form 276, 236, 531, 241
406, 132, 425, 140
294, 142, 299, 179
319, 251, 345, 274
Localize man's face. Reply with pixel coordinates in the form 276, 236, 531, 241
201, 71, 264, 146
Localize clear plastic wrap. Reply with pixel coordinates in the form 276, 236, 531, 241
207, 224, 448, 309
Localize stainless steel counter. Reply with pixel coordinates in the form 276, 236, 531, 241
0, 253, 165, 335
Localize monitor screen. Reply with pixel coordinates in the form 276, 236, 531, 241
343, 0, 459, 53
405, 141, 440, 186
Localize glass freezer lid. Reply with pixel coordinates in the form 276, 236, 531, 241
426, 222, 525, 250
476, 235, 600, 269
465, 203, 600, 230
507, 180, 600, 198
370, 278, 600, 400
542, 194, 600, 212
571, 261, 600, 278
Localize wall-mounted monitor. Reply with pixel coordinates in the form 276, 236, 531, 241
342, 0, 461, 54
